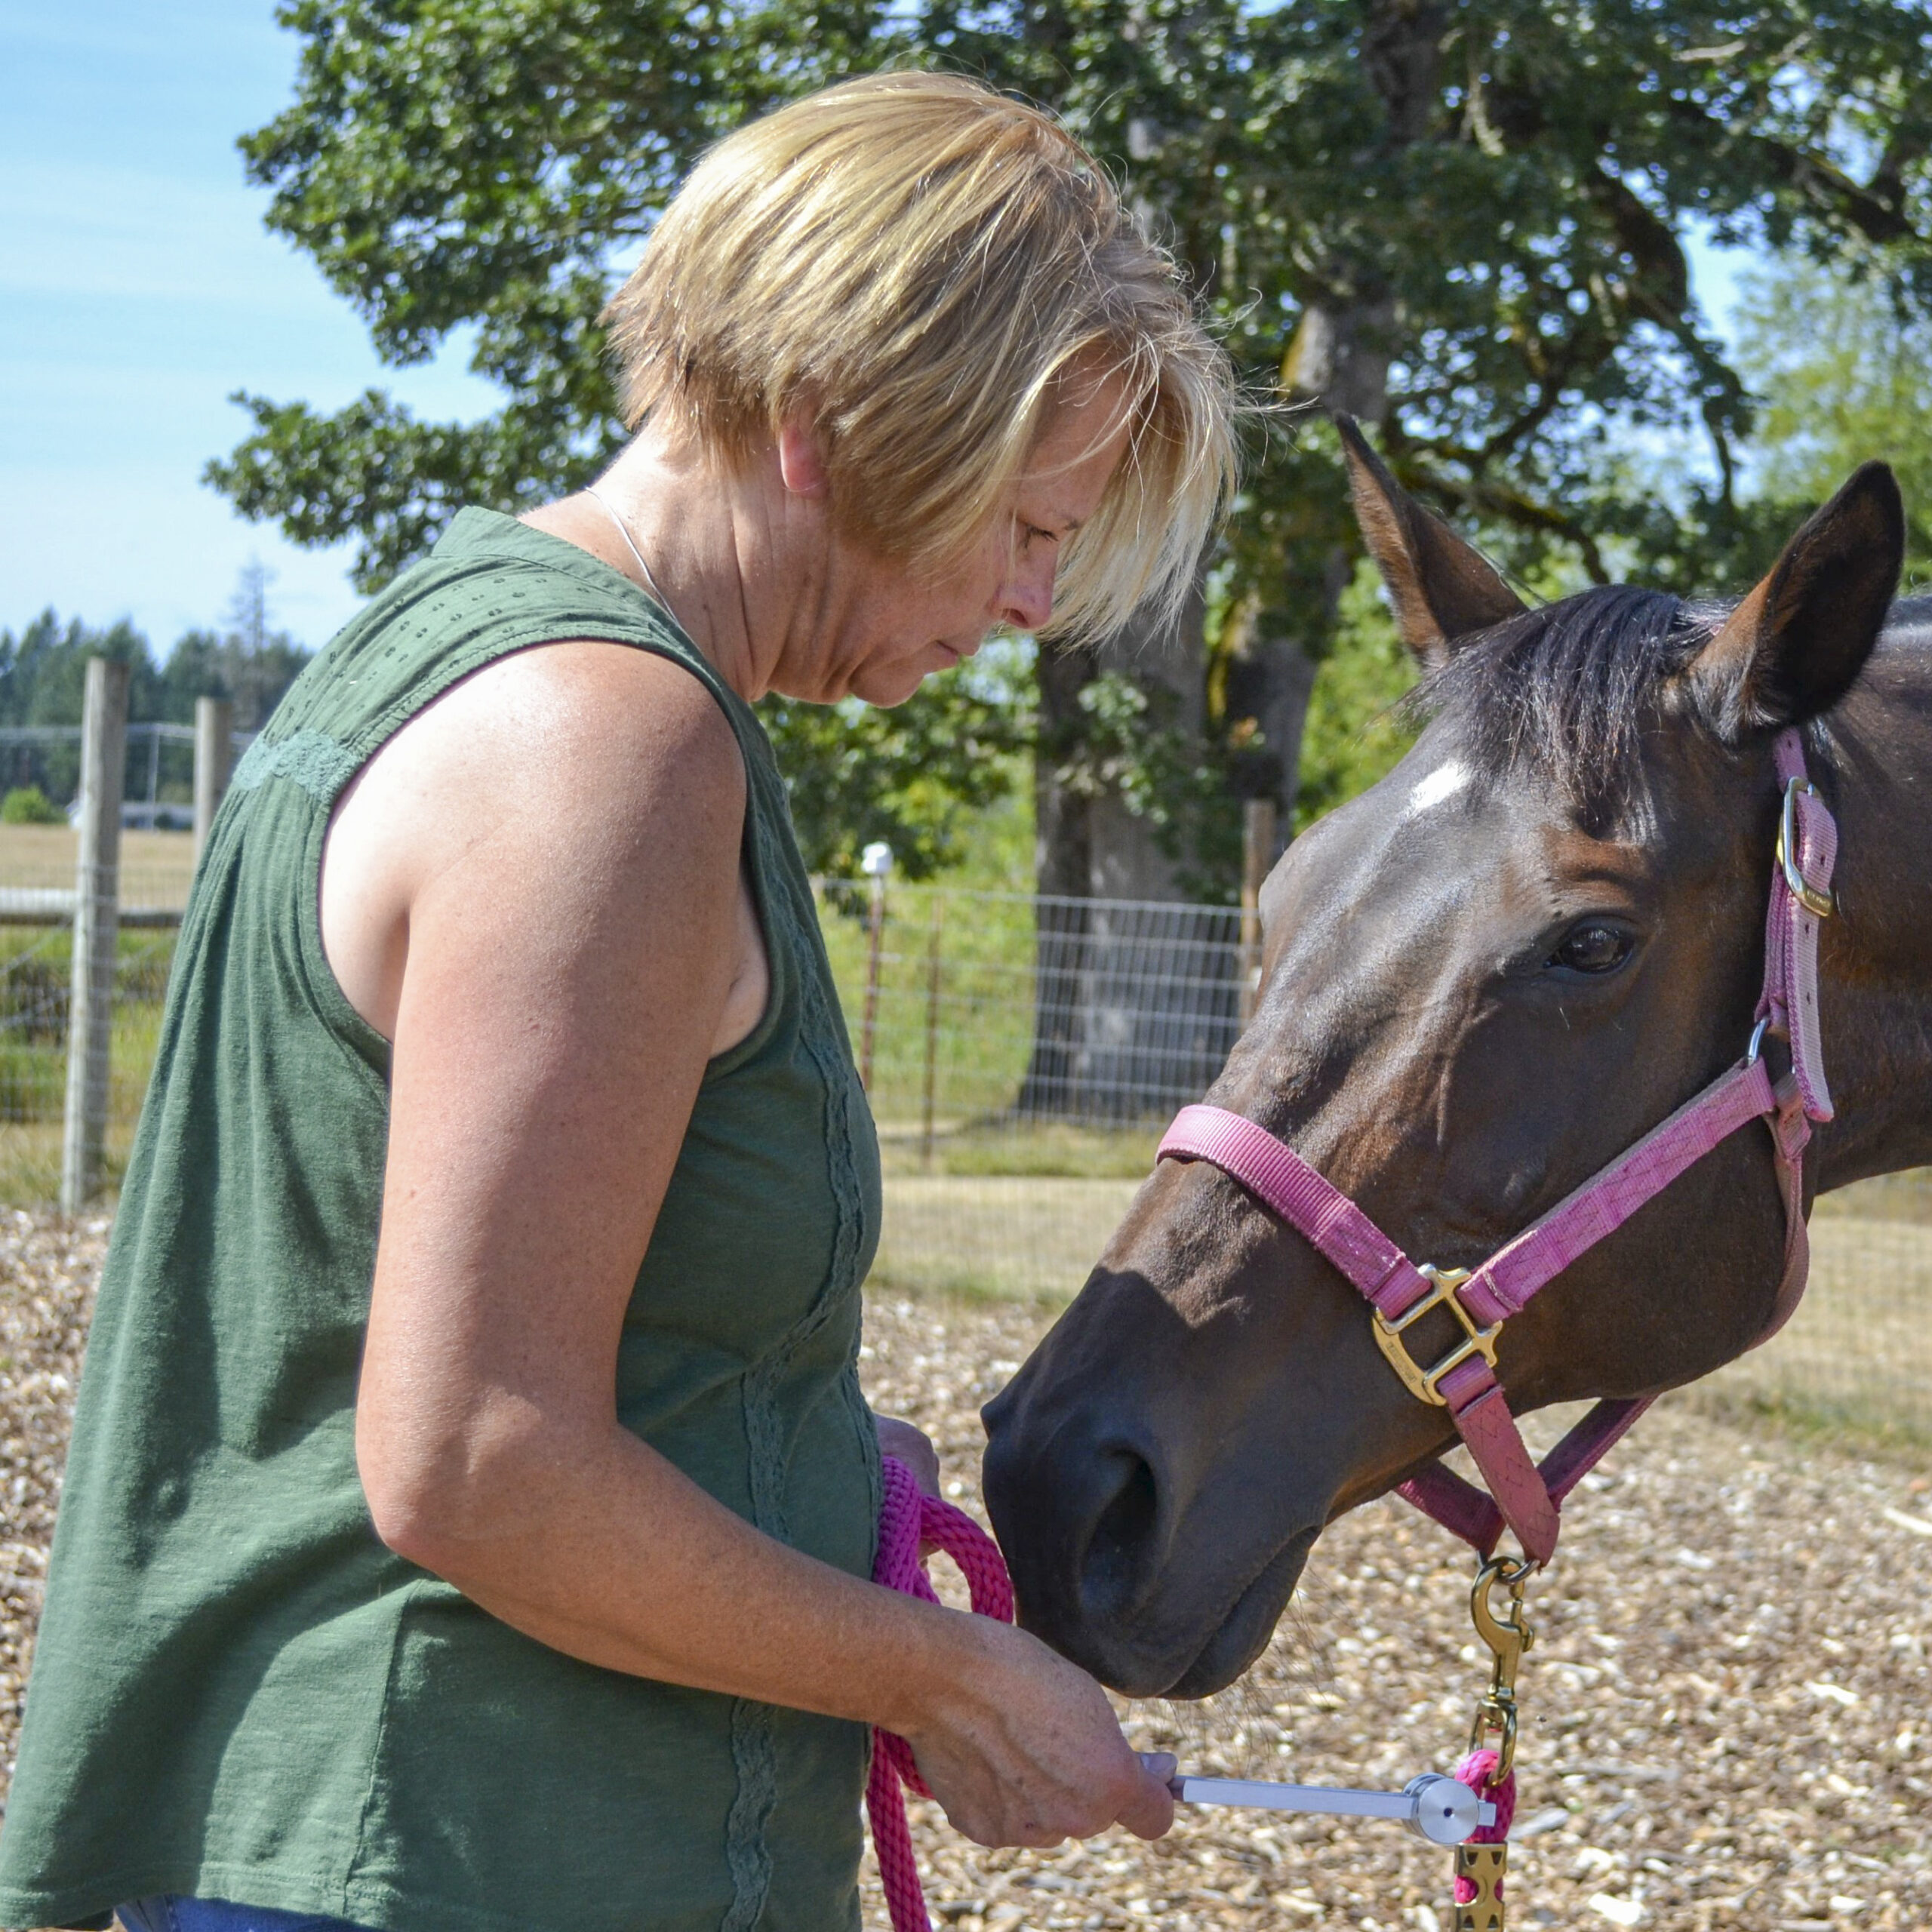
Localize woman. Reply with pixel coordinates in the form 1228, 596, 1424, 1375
0, 72, 1235, 1932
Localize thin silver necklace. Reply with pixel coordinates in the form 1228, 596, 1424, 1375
585, 485, 677, 621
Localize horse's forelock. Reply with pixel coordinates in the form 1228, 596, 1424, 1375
1403, 585, 1713, 819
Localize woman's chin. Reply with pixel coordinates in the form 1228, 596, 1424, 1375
848, 659, 946, 707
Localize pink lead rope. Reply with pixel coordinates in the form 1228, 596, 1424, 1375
869, 1454, 1014, 1932
1158, 727, 1838, 1566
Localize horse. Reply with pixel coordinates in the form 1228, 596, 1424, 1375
980, 423, 1930, 1702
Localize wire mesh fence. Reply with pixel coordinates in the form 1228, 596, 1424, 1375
0, 924, 177, 1203
817, 880, 1247, 1141
0, 723, 252, 829
821, 878, 1932, 1449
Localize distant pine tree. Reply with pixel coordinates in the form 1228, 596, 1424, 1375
159, 561, 312, 732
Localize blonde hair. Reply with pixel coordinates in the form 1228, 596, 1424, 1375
601, 71, 1237, 640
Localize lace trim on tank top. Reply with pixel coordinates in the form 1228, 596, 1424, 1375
231, 728, 362, 804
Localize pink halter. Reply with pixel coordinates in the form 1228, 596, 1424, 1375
1158, 728, 1838, 1564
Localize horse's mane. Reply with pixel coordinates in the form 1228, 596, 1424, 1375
1404, 586, 1716, 813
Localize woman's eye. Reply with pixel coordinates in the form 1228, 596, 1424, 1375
1547, 924, 1635, 975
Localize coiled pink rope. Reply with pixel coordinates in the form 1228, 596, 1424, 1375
1451, 1748, 1516, 1908
869, 1454, 1015, 1932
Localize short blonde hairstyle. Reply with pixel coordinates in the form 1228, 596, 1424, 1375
601, 71, 1237, 640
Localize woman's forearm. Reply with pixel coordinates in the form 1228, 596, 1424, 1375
367, 1407, 980, 1734
361, 1405, 1175, 1849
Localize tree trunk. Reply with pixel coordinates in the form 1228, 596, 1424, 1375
1019, 639, 1099, 1117
1216, 0, 1445, 844
1015, 0, 1447, 1120
1019, 588, 1240, 1120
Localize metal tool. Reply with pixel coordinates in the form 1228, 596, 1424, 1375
1171, 1771, 1496, 1845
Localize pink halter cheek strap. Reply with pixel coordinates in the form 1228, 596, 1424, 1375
1158, 727, 1838, 1565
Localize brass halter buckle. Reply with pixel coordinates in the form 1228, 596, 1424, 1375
1777, 775, 1834, 918
1371, 1265, 1500, 1407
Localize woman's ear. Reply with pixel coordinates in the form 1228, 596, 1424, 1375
777, 421, 832, 499
1690, 462, 1904, 742
1334, 414, 1525, 667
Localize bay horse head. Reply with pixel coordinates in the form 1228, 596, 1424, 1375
983, 423, 1926, 1699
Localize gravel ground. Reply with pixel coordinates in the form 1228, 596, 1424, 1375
0, 1226, 1927, 1932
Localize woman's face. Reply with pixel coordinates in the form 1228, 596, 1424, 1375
788, 368, 1137, 708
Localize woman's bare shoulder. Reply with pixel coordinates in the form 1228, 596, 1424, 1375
322, 637, 748, 1039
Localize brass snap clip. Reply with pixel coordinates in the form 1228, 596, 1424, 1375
1467, 1552, 1536, 1779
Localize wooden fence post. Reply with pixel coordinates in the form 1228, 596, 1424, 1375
858, 842, 893, 1093
194, 696, 234, 860
61, 657, 129, 1215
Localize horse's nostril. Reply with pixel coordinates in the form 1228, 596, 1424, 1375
1078, 1447, 1161, 1621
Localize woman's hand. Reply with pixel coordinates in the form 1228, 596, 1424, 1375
869, 1412, 1171, 1847
894, 1616, 1176, 1847
874, 1414, 940, 1497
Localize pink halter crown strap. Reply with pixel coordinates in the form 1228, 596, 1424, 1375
1158, 727, 1838, 1564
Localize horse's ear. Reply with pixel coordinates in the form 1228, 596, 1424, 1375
1334, 414, 1525, 665
1690, 462, 1904, 741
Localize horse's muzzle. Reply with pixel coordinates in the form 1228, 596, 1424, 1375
980, 1370, 1318, 1698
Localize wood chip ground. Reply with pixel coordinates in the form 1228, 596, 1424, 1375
0, 1225, 1927, 1932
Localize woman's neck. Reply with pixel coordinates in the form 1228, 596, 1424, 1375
522, 427, 830, 704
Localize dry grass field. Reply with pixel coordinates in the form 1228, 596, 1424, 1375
875, 1172, 1932, 1446
0, 824, 196, 912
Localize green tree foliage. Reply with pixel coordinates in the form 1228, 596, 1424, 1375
760, 660, 1031, 880
0, 787, 64, 826
0, 567, 312, 805
1291, 560, 1417, 835
0, 613, 168, 804
0, 614, 165, 731
209, 1, 1932, 882
1735, 256, 1932, 580
207, 0, 883, 590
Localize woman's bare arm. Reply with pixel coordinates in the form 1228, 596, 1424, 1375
336, 641, 1172, 1849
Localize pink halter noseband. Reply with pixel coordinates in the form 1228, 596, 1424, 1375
1158, 728, 1838, 1564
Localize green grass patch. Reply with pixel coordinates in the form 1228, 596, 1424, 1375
878, 1118, 1158, 1180
1681, 1381, 1932, 1463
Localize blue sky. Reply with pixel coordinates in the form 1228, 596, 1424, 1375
2, 2, 500, 652
4, 5, 1755, 656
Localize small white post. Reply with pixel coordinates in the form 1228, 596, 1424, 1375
194, 696, 234, 860
62, 657, 129, 1215
859, 841, 893, 1093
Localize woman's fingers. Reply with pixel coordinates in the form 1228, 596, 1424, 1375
1115, 1752, 1177, 1841
905, 1622, 1178, 1849
874, 1414, 942, 1497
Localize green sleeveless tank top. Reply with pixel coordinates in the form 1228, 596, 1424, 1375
0, 511, 884, 1932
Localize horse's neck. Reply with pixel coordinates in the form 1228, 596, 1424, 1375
1816, 609, 1932, 1191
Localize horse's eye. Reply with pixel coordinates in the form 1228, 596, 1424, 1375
1548, 923, 1635, 975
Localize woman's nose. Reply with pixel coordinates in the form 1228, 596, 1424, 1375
998, 555, 1056, 634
